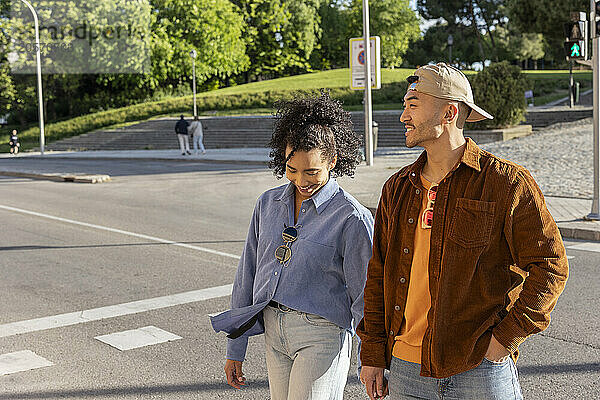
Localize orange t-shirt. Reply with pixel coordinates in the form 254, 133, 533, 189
392, 174, 434, 364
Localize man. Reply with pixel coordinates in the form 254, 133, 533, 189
175, 115, 191, 155
189, 116, 206, 155
358, 63, 568, 400
9, 129, 20, 155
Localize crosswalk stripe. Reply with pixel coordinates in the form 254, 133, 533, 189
0, 284, 232, 338
95, 326, 182, 351
0, 350, 54, 376
0, 204, 241, 260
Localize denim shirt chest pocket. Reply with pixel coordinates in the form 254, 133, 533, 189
291, 237, 337, 275
448, 198, 496, 248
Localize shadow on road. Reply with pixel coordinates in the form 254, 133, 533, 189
518, 362, 600, 375
0, 377, 364, 399
0, 380, 269, 399
0, 158, 267, 179
0, 240, 245, 252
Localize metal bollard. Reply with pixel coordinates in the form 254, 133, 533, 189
372, 121, 379, 152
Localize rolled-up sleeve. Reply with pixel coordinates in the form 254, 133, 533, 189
494, 170, 569, 354
341, 213, 374, 334
226, 199, 261, 361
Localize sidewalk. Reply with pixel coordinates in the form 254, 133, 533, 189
2, 148, 599, 241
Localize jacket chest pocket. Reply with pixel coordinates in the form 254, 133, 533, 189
448, 198, 496, 248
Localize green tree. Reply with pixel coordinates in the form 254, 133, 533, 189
284, 0, 322, 74
310, 1, 352, 70
233, 0, 322, 80
416, 0, 505, 65
151, 0, 249, 88
495, 24, 545, 69
0, 18, 15, 116
348, 0, 420, 67
404, 22, 486, 68
505, 0, 587, 64
0, 65, 15, 116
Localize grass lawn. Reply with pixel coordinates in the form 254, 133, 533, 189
522, 70, 592, 80
201, 68, 589, 97
206, 68, 419, 96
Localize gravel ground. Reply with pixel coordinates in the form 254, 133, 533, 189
479, 118, 594, 199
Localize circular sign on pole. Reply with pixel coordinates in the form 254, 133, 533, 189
358, 50, 365, 65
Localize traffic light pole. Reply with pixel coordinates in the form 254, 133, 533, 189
589, 0, 600, 219
569, 60, 575, 108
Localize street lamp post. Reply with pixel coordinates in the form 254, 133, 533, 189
190, 49, 197, 119
20, 0, 45, 155
448, 34, 454, 65
362, 0, 373, 166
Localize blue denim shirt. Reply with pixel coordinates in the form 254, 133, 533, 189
210, 178, 374, 361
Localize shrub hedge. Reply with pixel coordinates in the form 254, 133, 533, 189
468, 62, 531, 129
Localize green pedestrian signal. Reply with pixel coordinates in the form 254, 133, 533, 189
564, 40, 585, 60
571, 43, 581, 57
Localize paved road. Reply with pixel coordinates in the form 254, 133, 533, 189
0, 160, 598, 399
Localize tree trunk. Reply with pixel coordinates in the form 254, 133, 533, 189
475, 1, 498, 62
469, 1, 486, 67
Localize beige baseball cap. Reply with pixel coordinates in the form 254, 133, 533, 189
407, 63, 493, 122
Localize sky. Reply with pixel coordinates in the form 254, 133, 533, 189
408, 0, 440, 32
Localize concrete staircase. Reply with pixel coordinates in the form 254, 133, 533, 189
46, 112, 407, 151
46, 105, 587, 152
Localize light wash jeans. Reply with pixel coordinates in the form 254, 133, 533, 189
177, 134, 190, 153
388, 356, 523, 400
192, 134, 205, 153
263, 304, 351, 400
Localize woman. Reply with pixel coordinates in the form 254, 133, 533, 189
210, 92, 374, 399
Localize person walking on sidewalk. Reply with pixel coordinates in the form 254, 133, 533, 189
189, 116, 206, 155
9, 130, 20, 155
358, 63, 569, 400
175, 115, 191, 155
210, 92, 374, 400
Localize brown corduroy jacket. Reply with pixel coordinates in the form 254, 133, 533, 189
357, 138, 569, 378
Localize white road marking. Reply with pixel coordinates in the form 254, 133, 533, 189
0, 350, 54, 376
95, 326, 182, 351
0, 284, 232, 338
0, 204, 240, 260
567, 241, 600, 253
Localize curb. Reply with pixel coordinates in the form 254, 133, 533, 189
13, 155, 269, 166
557, 221, 600, 241
0, 171, 111, 183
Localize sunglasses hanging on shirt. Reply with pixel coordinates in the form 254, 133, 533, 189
421, 185, 438, 229
275, 226, 299, 264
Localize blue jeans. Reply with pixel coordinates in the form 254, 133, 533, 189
263, 304, 351, 400
192, 134, 205, 153
388, 356, 523, 400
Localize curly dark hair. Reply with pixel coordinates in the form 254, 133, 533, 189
268, 91, 362, 178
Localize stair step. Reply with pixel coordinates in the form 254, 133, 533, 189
47, 114, 407, 151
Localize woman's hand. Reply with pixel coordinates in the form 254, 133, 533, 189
224, 359, 246, 389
